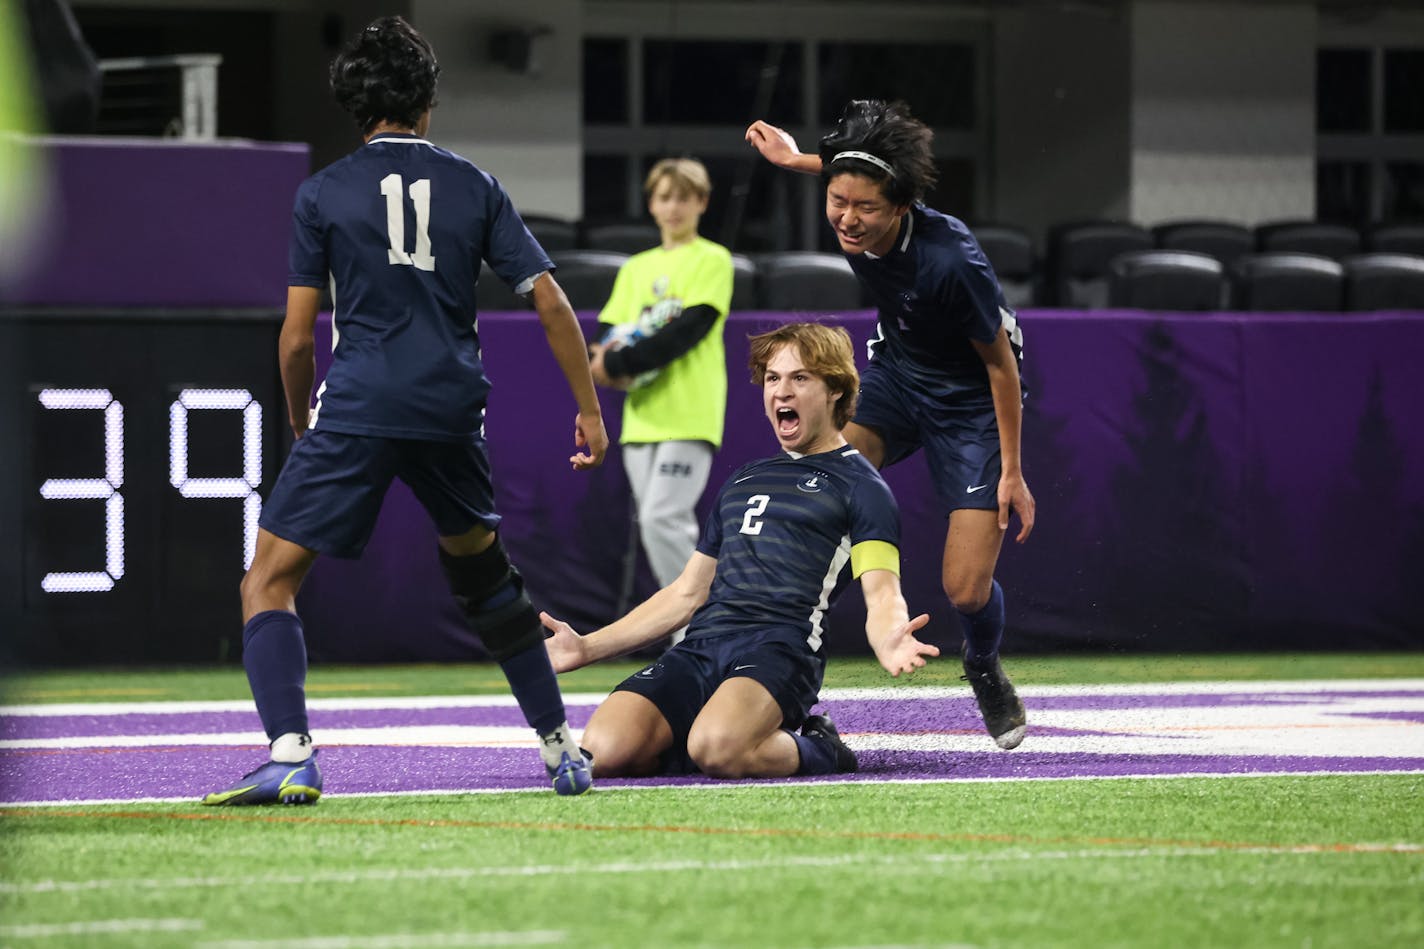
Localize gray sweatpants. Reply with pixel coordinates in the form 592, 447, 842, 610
622, 440, 714, 644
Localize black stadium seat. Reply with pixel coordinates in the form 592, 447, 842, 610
1365, 222, 1424, 256
1254, 220, 1361, 260
972, 223, 1037, 308
549, 249, 629, 311
476, 263, 533, 311
1107, 250, 1226, 311
521, 214, 579, 252
754, 251, 862, 310
1231, 253, 1345, 312
581, 220, 660, 254
1152, 220, 1254, 268
1046, 220, 1153, 307
730, 253, 757, 312
1342, 253, 1424, 311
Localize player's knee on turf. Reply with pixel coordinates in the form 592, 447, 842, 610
438, 537, 543, 661
686, 720, 758, 779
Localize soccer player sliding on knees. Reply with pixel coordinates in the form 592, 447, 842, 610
542, 322, 937, 780
745, 100, 1035, 750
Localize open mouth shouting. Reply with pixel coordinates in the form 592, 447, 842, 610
775, 405, 801, 443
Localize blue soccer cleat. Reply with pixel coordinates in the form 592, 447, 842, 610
201, 751, 322, 806
546, 749, 592, 796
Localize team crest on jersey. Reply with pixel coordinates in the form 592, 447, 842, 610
652, 275, 670, 298
798, 472, 829, 494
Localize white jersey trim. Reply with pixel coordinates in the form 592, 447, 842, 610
807, 535, 852, 652
366, 136, 434, 146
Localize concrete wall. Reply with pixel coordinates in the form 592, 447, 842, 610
990, 4, 1133, 241
1129, 0, 1317, 227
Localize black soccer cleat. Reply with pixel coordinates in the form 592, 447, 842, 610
800, 714, 858, 773
961, 647, 1027, 750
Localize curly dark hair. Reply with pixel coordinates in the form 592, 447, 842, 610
817, 99, 937, 206
330, 16, 440, 134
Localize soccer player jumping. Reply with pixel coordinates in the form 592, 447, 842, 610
746, 100, 1035, 750
203, 16, 607, 805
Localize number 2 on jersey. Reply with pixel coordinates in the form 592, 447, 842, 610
379, 174, 435, 271
740, 494, 770, 535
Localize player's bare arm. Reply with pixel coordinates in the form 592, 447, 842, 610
744, 120, 824, 175
540, 552, 717, 672
279, 286, 321, 438
531, 273, 609, 469
971, 328, 1036, 543
860, 568, 938, 676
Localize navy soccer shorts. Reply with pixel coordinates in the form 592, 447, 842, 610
854, 358, 1004, 515
613, 626, 826, 774
259, 429, 501, 558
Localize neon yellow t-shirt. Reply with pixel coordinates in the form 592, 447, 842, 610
598, 236, 733, 448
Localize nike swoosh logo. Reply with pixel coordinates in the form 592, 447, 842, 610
735, 475, 755, 484
733, 664, 756, 671
966, 484, 989, 493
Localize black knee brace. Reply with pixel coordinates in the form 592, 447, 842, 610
438, 538, 544, 662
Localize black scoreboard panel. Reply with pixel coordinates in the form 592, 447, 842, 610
1, 309, 287, 663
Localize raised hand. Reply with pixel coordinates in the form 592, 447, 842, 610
873, 613, 939, 677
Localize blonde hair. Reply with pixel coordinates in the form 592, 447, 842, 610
644, 157, 712, 201
747, 322, 859, 429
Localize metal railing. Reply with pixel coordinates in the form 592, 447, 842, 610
96, 54, 222, 139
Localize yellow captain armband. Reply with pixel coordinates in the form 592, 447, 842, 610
850, 540, 900, 578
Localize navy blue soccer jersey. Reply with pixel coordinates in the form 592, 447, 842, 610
688, 445, 900, 650
848, 205, 1023, 397
288, 133, 552, 441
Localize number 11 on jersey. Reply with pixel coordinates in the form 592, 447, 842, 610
380, 174, 436, 271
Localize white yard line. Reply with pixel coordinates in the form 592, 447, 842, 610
194, 931, 566, 949
0, 917, 203, 937
4, 847, 1420, 899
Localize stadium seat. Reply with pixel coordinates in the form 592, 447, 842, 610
1230, 253, 1345, 312
581, 220, 661, 254
1365, 222, 1424, 256
1342, 253, 1424, 311
549, 249, 629, 311
1045, 220, 1153, 307
476, 263, 533, 311
754, 251, 862, 310
521, 214, 579, 252
1151, 220, 1254, 268
730, 253, 757, 312
972, 223, 1037, 308
1107, 250, 1226, 311
1254, 220, 1361, 260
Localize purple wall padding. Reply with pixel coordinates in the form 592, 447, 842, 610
296, 309, 1424, 660
3, 137, 309, 307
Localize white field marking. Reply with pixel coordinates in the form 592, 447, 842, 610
5, 846, 1422, 898
194, 931, 564, 949
9, 767, 1424, 809
8, 684, 1422, 757
4, 679, 1422, 718
0, 917, 202, 937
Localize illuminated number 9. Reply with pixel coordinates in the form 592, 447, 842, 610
169, 389, 263, 568
37, 389, 125, 593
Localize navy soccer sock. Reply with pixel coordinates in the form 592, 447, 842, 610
791, 730, 839, 776
242, 610, 310, 743
959, 579, 1006, 667
498, 642, 568, 738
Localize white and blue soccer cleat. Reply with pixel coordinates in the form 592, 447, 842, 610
546, 749, 593, 796
201, 752, 322, 806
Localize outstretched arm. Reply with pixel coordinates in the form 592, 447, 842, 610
971, 327, 1035, 543
542, 552, 718, 672
745, 120, 824, 175
860, 569, 938, 676
530, 272, 608, 470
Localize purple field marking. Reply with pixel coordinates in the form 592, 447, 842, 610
3, 686, 1422, 804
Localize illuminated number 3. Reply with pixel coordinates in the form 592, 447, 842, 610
380, 173, 436, 272
739, 494, 770, 535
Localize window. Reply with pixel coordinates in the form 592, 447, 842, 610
1316, 49, 1371, 133
817, 42, 976, 130
583, 38, 629, 124
642, 41, 804, 126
